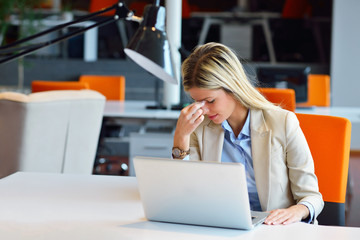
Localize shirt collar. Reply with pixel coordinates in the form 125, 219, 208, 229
221, 111, 250, 138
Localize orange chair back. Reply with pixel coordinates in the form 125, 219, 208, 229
79, 75, 125, 100
128, 2, 148, 16
282, 0, 312, 19
296, 113, 351, 225
297, 74, 331, 107
296, 113, 351, 204
31, 81, 90, 93
89, 0, 119, 15
257, 88, 296, 112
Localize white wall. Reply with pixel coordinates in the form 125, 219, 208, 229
331, 0, 360, 107
331, 0, 360, 150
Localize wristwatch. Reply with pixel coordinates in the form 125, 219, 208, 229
172, 147, 190, 159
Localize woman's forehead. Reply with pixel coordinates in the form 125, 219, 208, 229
188, 87, 224, 101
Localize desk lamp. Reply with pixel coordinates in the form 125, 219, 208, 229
0, 0, 177, 87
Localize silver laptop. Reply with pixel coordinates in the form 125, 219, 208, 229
133, 156, 268, 230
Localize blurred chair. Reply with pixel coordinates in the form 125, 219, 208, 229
128, 1, 148, 16
282, 0, 312, 19
296, 113, 351, 226
297, 74, 331, 107
79, 75, 126, 100
31, 80, 90, 93
80, 75, 126, 174
89, 0, 119, 16
0, 90, 105, 178
257, 87, 296, 112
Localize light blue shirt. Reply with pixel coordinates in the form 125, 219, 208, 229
221, 113, 262, 211
220, 112, 314, 222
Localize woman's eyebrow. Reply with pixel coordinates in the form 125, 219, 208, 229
190, 96, 212, 102
197, 97, 212, 102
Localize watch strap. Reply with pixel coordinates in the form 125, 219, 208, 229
172, 147, 190, 158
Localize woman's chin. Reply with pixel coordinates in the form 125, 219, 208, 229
209, 116, 222, 124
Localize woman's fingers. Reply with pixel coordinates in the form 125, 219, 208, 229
176, 101, 207, 136
181, 101, 205, 122
184, 101, 205, 115
173, 101, 209, 153
188, 108, 204, 123
194, 114, 205, 125
264, 205, 309, 225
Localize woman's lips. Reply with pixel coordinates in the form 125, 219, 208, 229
208, 114, 218, 120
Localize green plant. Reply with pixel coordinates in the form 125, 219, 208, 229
0, 0, 45, 90
0, 0, 44, 45
61, 0, 72, 12
0, 0, 14, 45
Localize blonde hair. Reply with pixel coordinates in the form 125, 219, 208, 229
182, 42, 278, 110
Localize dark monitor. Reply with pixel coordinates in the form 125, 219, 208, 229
256, 66, 311, 103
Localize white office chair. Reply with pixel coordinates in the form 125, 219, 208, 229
0, 90, 105, 178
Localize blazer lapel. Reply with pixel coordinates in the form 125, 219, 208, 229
250, 109, 272, 211
202, 121, 224, 162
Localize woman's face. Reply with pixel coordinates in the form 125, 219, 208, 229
188, 87, 238, 125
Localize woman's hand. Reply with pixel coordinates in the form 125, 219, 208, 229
173, 101, 208, 150
264, 204, 309, 225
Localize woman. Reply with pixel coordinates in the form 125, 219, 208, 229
172, 42, 323, 225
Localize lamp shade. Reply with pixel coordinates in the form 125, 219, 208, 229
124, 4, 177, 85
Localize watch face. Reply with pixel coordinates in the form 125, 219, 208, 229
173, 148, 181, 157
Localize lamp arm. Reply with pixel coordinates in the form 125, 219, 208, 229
0, 1, 136, 64
0, 3, 123, 51
0, 17, 117, 64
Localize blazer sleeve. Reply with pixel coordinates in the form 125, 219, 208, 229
285, 111, 324, 219
189, 131, 201, 160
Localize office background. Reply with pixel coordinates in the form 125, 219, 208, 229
0, 0, 333, 102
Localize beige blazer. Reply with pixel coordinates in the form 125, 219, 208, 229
189, 108, 324, 221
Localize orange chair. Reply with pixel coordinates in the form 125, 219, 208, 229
31, 81, 90, 93
257, 88, 296, 112
79, 75, 126, 100
297, 74, 331, 107
128, 2, 148, 16
89, 0, 119, 16
80, 75, 126, 173
296, 113, 351, 226
282, 0, 312, 19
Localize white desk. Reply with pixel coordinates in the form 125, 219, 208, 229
104, 101, 360, 122
296, 106, 360, 150
0, 172, 359, 239
296, 106, 360, 123
104, 100, 180, 119
104, 101, 360, 150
